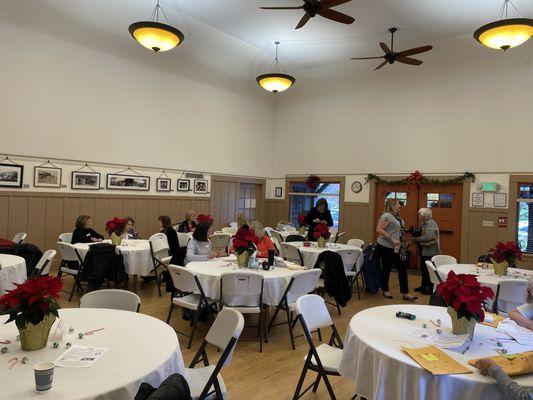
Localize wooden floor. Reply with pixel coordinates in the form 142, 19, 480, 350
57, 272, 428, 400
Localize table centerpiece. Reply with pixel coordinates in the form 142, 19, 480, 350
488, 241, 522, 276
313, 224, 331, 248
297, 213, 308, 235
232, 226, 259, 267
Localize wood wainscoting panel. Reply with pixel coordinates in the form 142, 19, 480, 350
343, 202, 372, 245
264, 199, 289, 228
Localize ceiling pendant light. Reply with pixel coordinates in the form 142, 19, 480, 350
474, 0, 533, 50
256, 41, 295, 94
129, 0, 184, 53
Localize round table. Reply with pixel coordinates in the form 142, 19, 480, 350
74, 240, 153, 276
286, 241, 360, 268
339, 304, 533, 400
0, 308, 185, 400
0, 254, 27, 294
186, 259, 298, 306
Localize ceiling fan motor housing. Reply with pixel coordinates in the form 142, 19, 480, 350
303, 2, 319, 17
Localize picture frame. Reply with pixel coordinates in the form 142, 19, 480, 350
0, 163, 24, 188
106, 173, 150, 191
177, 179, 190, 192
71, 171, 101, 190
275, 186, 283, 198
34, 166, 62, 188
471, 192, 484, 207
193, 179, 208, 194
156, 178, 171, 192
494, 193, 508, 208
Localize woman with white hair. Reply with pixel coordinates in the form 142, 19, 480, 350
412, 207, 440, 295
508, 279, 533, 330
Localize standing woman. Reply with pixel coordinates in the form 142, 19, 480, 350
305, 198, 333, 242
412, 208, 440, 294
376, 199, 417, 301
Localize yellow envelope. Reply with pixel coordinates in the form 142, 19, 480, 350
469, 351, 533, 376
402, 345, 472, 375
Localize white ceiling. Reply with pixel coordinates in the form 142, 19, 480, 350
2, 0, 533, 82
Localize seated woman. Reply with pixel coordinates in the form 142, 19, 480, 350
236, 213, 248, 229
508, 279, 533, 331
184, 214, 221, 265
249, 220, 275, 258
159, 215, 180, 263
72, 215, 104, 244
124, 216, 139, 239
177, 210, 197, 233
475, 358, 533, 400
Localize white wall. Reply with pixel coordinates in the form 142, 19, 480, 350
265, 178, 286, 199
0, 22, 275, 178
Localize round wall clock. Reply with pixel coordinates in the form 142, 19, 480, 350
351, 181, 363, 193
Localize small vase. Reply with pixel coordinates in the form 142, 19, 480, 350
298, 226, 306, 235
236, 252, 250, 268
16, 314, 56, 351
447, 307, 476, 337
493, 260, 509, 276
317, 237, 327, 248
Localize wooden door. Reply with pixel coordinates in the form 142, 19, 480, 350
210, 180, 238, 230
418, 184, 463, 259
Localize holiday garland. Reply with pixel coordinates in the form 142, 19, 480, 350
365, 171, 475, 188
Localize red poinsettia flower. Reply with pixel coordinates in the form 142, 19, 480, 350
232, 226, 259, 254
313, 224, 331, 240
436, 271, 494, 322
297, 213, 308, 227
488, 241, 522, 264
105, 217, 127, 235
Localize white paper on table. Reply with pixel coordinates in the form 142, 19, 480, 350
408, 328, 436, 340
54, 345, 108, 368
432, 333, 470, 349
497, 319, 533, 345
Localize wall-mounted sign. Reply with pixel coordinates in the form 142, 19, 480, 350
494, 193, 507, 208
472, 192, 485, 207
498, 216, 508, 228
480, 182, 501, 192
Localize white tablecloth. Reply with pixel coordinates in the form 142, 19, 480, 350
187, 259, 298, 306
286, 241, 359, 267
0, 308, 184, 400
339, 304, 533, 400
74, 240, 153, 276
0, 254, 27, 294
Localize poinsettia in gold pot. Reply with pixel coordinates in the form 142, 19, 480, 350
297, 213, 308, 235
0, 276, 62, 351
437, 271, 494, 336
488, 241, 522, 276
232, 226, 259, 268
313, 224, 331, 248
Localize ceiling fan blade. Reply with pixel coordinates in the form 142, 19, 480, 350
374, 60, 388, 70
379, 42, 392, 55
321, 0, 352, 8
317, 8, 355, 24
295, 13, 312, 29
350, 56, 384, 60
396, 56, 423, 66
260, 6, 304, 9
397, 45, 433, 57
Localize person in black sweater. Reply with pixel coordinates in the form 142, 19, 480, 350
159, 215, 179, 262
71, 215, 104, 244
176, 210, 197, 233
305, 198, 333, 241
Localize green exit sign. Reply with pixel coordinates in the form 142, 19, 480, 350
481, 182, 498, 192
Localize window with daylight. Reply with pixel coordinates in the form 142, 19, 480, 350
517, 184, 533, 254
426, 193, 454, 208
385, 192, 407, 206
289, 182, 340, 228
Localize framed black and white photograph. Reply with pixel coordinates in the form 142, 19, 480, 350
71, 171, 101, 190
275, 186, 283, 198
0, 163, 24, 188
156, 178, 171, 192
177, 179, 190, 192
106, 173, 150, 191
194, 179, 208, 194
34, 166, 62, 188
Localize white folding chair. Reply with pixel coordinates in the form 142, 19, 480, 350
209, 233, 231, 254
431, 254, 457, 267
293, 295, 344, 400
167, 265, 218, 349
149, 233, 172, 297
495, 280, 529, 316
425, 260, 443, 292
221, 227, 237, 235
336, 248, 362, 293
267, 269, 322, 350
58, 232, 73, 244
220, 271, 266, 352
177, 232, 191, 248
327, 229, 338, 243
347, 238, 364, 249
12, 232, 27, 244
269, 230, 284, 244
57, 242, 85, 302
270, 236, 282, 256
31, 249, 56, 277
185, 309, 244, 400
281, 243, 304, 266
79, 289, 141, 312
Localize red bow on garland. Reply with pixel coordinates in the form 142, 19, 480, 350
407, 170, 423, 190
306, 175, 321, 190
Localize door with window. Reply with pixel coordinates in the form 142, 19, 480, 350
375, 183, 463, 268
289, 181, 341, 229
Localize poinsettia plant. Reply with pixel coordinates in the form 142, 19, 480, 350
488, 241, 522, 265
0, 276, 62, 328
297, 213, 308, 227
436, 271, 494, 322
232, 226, 259, 255
313, 223, 331, 240
105, 217, 127, 235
